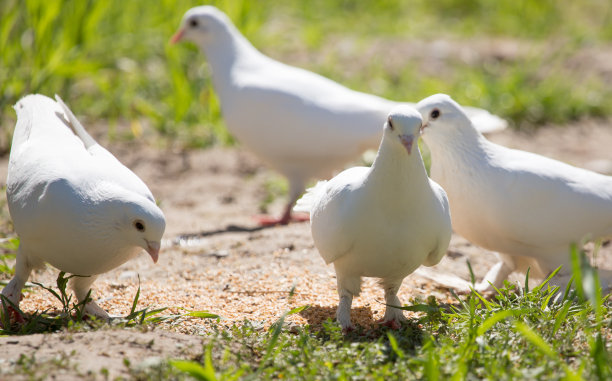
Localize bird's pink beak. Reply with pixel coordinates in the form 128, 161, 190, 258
145, 240, 161, 263
170, 29, 185, 44
399, 134, 415, 154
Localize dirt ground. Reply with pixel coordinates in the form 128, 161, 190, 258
1, 118, 612, 379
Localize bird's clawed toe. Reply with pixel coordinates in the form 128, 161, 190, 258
9, 306, 25, 324
82, 301, 110, 320
0, 305, 25, 326
377, 318, 402, 330
255, 215, 289, 226
378, 306, 407, 330
254, 213, 309, 226
377, 313, 406, 330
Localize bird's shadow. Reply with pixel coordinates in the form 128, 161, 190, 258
298, 305, 345, 328
172, 223, 276, 244
299, 304, 425, 348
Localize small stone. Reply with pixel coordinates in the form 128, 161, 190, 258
118, 271, 138, 280
209, 250, 229, 259
136, 357, 163, 371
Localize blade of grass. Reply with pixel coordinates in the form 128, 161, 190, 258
262, 305, 309, 367
533, 266, 563, 294
129, 278, 141, 316
470, 287, 493, 311
552, 301, 572, 335
569, 244, 585, 300
170, 346, 217, 381
466, 259, 476, 285
513, 321, 556, 358
476, 310, 516, 336
392, 303, 439, 313
387, 332, 405, 359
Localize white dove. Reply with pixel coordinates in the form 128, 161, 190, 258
171, 5, 506, 225
1, 94, 166, 320
416, 94, 612, 293
294, 106, 452, 330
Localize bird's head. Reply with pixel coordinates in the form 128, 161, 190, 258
103, 189, 166, 264
13, 94, 57, 132
416, 94, 474, 147
384, 106, 423, 155
171, 6, 231, 46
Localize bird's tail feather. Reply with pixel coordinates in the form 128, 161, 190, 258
414, 267, 473, 292
293, 180, 327, 213
54, 95, 98, 149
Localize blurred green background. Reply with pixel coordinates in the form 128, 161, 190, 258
1, 0, 611, 152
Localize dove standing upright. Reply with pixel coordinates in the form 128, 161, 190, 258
416, 94, 612, 293
1, 94, 166, 320
171, 6, 506, 225
294, 106, 452, 330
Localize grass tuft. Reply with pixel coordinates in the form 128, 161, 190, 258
0, 271, 219, 335
170, 262, 610, 380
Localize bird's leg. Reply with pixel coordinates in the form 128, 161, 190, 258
258, 202, 298, 226
278, 202, 310, 225
335, 270, 361, 332
70, 275, 109, 320
378, 279, 406, 330
255, 209, 293, 226
256, 178, 309, 226
475, 253, 515, 293
337, 291, 354, 332
1, 251, 31, 323
255, 197, 298, 227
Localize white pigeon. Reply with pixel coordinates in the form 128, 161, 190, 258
1, 94, 166, 320
294, 106, 452, 330
171, 5, 506, 225
416, 94, 612, 293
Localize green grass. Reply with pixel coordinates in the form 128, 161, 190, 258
0, 238, 18, 277
1, 1, 612, 378
166, 259, 610, 380
0, 248, 610, 379
1, 0, 612, 153
0, 186, 17, 277
0, 271, 219, 335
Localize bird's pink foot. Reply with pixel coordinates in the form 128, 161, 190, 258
254, 212, 310, 226
10, 306, 25, 323
288, 212, 310, 223
1, 305, 25, 326
342, 325, 355, 334
255, 215, 289, 226
376, 318, 402, 330
1, 293, 25, 325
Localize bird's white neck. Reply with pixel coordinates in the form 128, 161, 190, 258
427, 126, 492, 186
199, 25, 265, 98
366, 133, 430, 198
